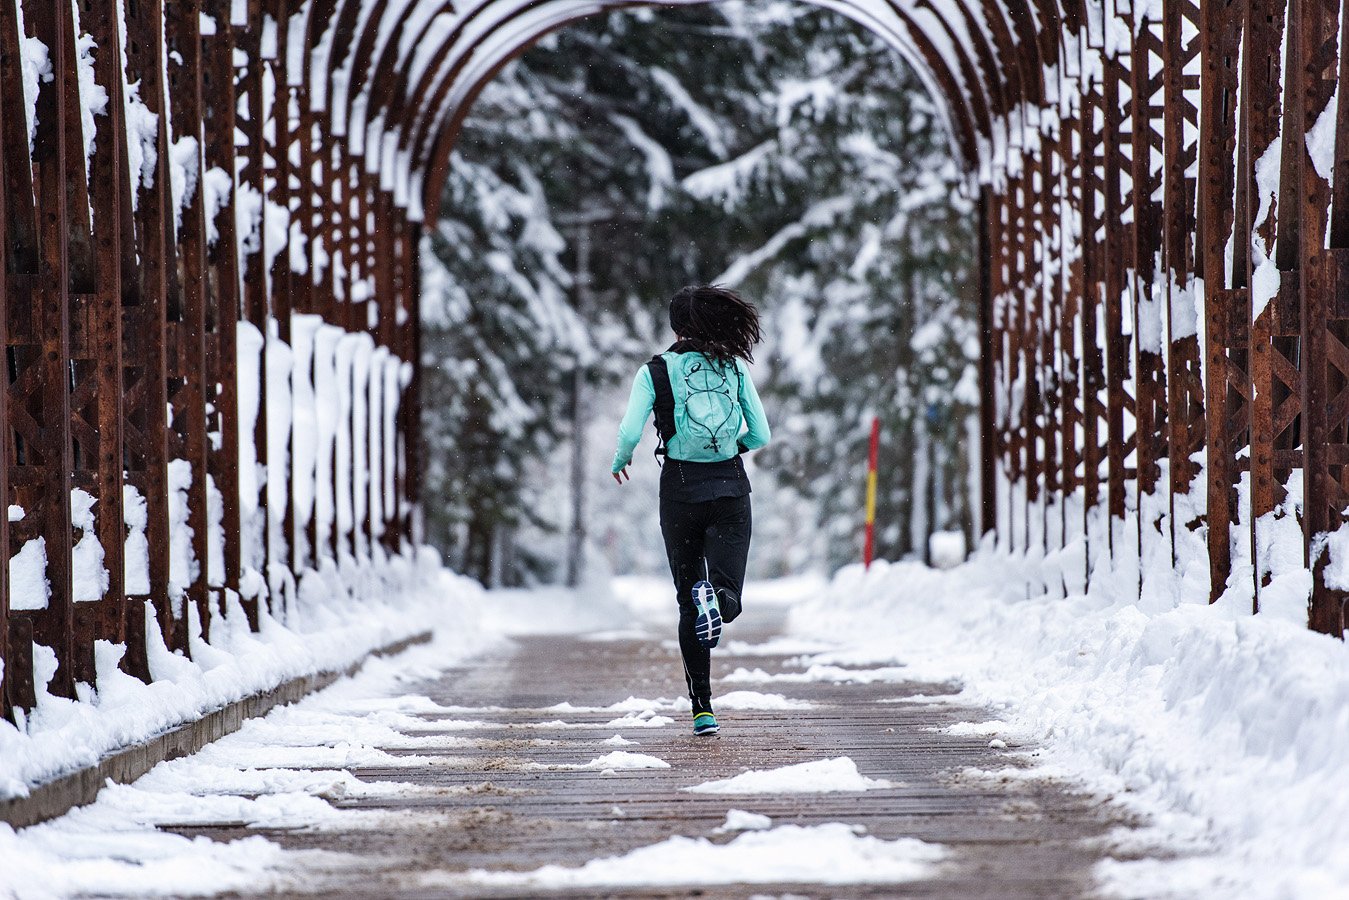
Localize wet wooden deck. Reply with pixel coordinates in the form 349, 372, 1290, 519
192, 611, 1135, 898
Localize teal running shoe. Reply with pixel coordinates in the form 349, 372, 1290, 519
693, 711, 719, 735
692, 580, 722, 648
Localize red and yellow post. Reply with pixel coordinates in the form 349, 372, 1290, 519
863, 416, 880, 569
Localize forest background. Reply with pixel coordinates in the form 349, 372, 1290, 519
418, 1, 980, 585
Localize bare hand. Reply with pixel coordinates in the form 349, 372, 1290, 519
612, 467, 630, 484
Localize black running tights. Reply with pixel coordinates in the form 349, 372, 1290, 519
659, 493, 752, 713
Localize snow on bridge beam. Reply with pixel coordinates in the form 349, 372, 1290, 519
2, 0, 1349, 723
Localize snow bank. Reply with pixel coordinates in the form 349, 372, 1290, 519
448, 823, 946, 888
685, 757, 893, 794
788, 542, 1349, 897
0, 629, 502, 899
0, 548, 484, 802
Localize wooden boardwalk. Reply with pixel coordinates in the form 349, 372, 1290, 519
186, 611, 1134, 898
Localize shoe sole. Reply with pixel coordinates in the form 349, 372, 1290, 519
693, 725, 720, 735
692, 581, 722, 648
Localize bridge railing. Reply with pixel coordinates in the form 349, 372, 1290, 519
972, 1, 1349, 633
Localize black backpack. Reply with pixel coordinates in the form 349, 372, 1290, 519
647, 354, 677, 457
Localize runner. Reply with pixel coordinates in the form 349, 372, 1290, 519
611, 285, 772, 736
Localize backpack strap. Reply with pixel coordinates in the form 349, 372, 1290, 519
647, 354, 676, 456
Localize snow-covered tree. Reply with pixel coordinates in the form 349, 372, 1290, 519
420, 1, 977, 581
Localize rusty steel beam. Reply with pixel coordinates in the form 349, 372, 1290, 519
0, 0, 37, 715
1162, 0, 1206, 546
1198, 0, 1248, 603
1036, 124, 1061, 553
0, 0, 14, 718
265, 0, 296, 594
1102, 51, 1134, 534
1246, 0, 1296, 613
165, 0, 215, 644
202, 0, 245, 615
12, 0, 79, 698
1079, 69, 1106, 539
72, 0, 134, 682
1299, 0, 1349, 635
1057, 68, 1083, 519
121, 0, 178, 654
1130, 10, 1168, 528
234, 2, 271, 622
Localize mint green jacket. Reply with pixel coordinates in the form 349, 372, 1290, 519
612, 351, 771, 473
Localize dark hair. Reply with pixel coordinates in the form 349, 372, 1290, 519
668, 284, 762, 364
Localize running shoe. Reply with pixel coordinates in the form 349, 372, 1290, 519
693, 711, 720, 735
692, 580, 722, 648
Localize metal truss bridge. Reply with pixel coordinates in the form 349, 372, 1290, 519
0, 0, 1346, 720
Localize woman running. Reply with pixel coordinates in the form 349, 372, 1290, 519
611, 285, 771, 736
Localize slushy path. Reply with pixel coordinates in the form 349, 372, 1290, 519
154, 604, 1135, 898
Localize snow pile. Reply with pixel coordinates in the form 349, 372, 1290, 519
713, 809, 772, 832
928, 530, 966, 568
603, 711, 675, 729
447, 823, 946, 888
0, 548, 486, 802
575, 751, 669, 771
685, 757, 893, 794
788, 545, 1349, 897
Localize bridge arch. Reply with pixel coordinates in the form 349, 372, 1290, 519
0, 0, 1347, 720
